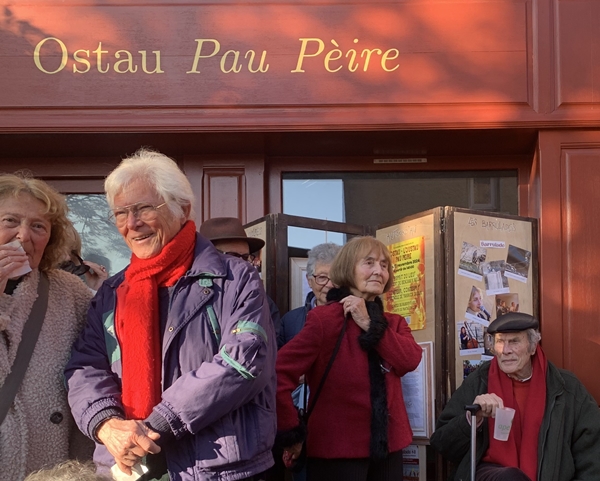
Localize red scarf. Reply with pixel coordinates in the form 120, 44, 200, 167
484, 346, 548, 481
116, 220, 196, 419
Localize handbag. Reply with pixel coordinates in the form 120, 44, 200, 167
0, 273, 49, 425
290, 316, 348, 472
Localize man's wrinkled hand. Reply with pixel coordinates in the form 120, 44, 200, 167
97, 418, 161, 475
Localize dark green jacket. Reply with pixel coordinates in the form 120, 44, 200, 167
430, 361, 600, 481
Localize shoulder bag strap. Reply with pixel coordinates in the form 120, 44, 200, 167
0, 272, 49, 425
306, 316, 348, 419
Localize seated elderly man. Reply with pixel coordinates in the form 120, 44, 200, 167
431, 312, 600, 481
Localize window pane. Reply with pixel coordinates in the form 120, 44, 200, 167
283, 179, 345, 222
66, 194, 131, 275
283, 171, 517, 228
287, 226, 346, 250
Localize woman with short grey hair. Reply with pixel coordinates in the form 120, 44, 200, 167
278, 242, 341, 348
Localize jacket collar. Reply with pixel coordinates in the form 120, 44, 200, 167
105, 232, 227, 289
304, 291, 316, 310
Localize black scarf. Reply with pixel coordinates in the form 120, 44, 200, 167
326, 287, 390, 460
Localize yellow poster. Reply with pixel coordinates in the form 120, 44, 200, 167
384, 236, 426, 330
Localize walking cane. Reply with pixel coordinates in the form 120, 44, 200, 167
465, 404, 481, 481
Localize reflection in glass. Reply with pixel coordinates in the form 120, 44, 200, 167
283, 171, 517, 229
67, 194, 131, 275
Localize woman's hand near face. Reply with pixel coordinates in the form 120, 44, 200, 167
82, 260, 108, 291
340, 295, 371, 331
97, 418, 161, 475
0, 243, 29, 292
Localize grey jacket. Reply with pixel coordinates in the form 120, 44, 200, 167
65, 234, 277, 481
430, 360, 600, 481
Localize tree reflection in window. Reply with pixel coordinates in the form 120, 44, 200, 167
66, 194, 131, 275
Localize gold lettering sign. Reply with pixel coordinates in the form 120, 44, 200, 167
33, 38, 164, 75
33, 36, 399, 75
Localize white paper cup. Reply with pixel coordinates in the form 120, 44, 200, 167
5, 240, 32, 277
493, 407, 516, 441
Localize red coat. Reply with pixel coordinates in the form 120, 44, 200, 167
276, 300, 422, 459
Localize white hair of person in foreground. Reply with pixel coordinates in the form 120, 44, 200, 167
24, 460, 112, 481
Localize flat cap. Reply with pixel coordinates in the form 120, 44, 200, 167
487, 312, 539, 335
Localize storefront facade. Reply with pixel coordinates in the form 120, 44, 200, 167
2, 0, 600, 406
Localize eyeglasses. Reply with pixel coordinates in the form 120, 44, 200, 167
59, 252, 90, 276
218, 250, 256, 263
109, 202, 167, 226
311, 275, 331, 286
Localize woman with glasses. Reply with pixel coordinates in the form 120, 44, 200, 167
0, 173, 93, 480
278, 242, 341, 349
276, 236, 422, 481
65, 149, 277, 481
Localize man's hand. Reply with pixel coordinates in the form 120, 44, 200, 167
97, 418, 161, 475
473, 393, 505, 420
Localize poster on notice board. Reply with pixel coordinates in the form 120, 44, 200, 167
452, 211, 536, 388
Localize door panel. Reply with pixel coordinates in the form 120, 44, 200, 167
562, 148, 600, 401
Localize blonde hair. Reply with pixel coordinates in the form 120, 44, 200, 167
329, 236, 394, 293
469, 285, 483, 302
0, 173, 70, 271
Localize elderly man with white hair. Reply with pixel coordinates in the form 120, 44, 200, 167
65, 149, 276, 481
431, 312, 600, 481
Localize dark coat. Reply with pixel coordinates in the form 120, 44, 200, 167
430, 361, 600, 481
277, 291, 315, 348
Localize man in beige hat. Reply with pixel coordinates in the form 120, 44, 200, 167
200, 217, 281, 338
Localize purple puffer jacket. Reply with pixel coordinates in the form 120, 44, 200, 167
65, 234, 277, 481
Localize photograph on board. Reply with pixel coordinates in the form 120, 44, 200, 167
458, 320, 484, 355
495, 293, 520, 318
482, 260, 510, 295
463, 359, 485, 379
482, 327, 494, 359
505, 244, 532, 282
465, 285, 492, 325
458, 241, 487, 281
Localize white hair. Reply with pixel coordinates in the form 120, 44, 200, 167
104, 147, 195, 220
24, 460, 112, 481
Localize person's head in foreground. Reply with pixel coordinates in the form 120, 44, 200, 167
24, 460, 111, 481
